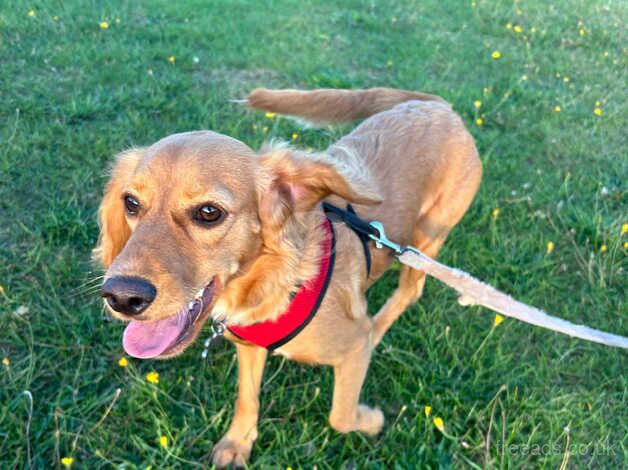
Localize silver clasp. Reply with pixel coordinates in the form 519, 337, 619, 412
201, 319, 226, 359
368, 221, 403, 254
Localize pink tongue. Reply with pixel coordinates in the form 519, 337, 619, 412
123, 309, 187, 359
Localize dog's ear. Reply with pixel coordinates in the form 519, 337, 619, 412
93, 149, 143, 267
258, 147, 382, 228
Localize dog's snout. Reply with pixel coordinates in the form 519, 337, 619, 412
100, 276, 156, 316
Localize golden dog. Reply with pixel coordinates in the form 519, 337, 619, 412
95, 87, 482, 467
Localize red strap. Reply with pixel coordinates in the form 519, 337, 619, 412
227, 218, 335, 350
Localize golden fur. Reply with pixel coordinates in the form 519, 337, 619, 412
95, 87, 482, 467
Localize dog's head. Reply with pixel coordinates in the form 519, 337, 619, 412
95, 131, 380, 359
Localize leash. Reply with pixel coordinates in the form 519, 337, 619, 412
365, 218, 628, 349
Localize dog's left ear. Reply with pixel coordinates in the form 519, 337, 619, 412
258, 147, 382, 227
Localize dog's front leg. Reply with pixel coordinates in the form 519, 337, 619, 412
212, 343, 267, 468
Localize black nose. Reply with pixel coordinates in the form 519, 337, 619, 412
100, 276, 156, 316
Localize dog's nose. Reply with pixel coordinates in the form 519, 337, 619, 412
100, 276, 156, 316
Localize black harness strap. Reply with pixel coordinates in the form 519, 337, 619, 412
322, 202, 374, 277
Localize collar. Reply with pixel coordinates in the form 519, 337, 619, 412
227, 216, 336, 351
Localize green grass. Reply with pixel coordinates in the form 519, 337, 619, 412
1, 0, 626, 468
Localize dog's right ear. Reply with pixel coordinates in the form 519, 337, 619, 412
92, 149, 143, 267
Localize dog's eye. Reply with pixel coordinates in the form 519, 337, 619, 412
124, 195, 140, 215
194, 204, 225, 225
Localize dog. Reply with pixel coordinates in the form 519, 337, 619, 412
95, 87, 482, 467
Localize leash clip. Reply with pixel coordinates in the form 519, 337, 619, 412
368, 221, 403, 254
201, 319, 226, 359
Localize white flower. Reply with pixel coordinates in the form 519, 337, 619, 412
15, 305, 29, 315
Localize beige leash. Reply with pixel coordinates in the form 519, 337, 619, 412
367, 221, 628, 349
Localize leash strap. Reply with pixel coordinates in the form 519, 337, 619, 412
365, 219, 628, 349
398, 247, 628, 349
322, 202, 373, 276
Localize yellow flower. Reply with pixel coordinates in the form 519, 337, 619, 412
99, 21, 109, 29
563, 76, 569, 82
28, 10, 35, 17
595, 100, 601, 107
531, 26, 537, 33
424, 405, 431, 417
493, 314, 504, 326
554, 105, 561, 113
492, 207, 500, 219
546, 241, 554, 254
621, 223, 628, 234
514, 25, 522, 33
579, 28, 585, 36
483, 87, 489, 95
602, 51, 609, 57
491, 50, 501, 60
118, 357, 129, 367
168, 55, 175, 63
291, 132, 299, 141
61, 457, 74, 468
433, 416, 445, 433
474, 100, 481, 109
506, 22, 512, 30
265, 112, 276, 118
600, 245, 607, 253
475, 118, 483, 126
286, 467, 293, 470
521, 74, 528, 81
624, 241, 628, 249
262, 126, 269, 133
0, 285, 4, 295
2, 357, 9, 367
159, 435, 168, 448
146, 371, 159, 384
594, 108, 602, 116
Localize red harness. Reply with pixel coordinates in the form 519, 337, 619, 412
227, 217, 336, 350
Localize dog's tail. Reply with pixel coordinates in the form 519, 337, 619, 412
246, 87, 448, 125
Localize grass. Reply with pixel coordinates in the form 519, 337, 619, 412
0, 0, 626, 468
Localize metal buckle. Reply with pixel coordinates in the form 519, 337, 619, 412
368, 221, 403, 254
201, 319, 226, 359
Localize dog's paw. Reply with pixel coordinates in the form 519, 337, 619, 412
356, 404, 384, 436
211, 436, 253, 468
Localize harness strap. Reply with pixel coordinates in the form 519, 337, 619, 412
221, 203, 373, 351
322, 202, 373, 277
226, 217, 336, 351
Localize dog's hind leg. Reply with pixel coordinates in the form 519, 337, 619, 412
372, 159, 482, 346
372, 234, 447, 346
328, 337, 384, 436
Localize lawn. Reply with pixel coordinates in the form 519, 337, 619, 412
1, 0, 626, 468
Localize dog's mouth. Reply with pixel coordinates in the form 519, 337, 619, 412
122, 279, 218, 359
